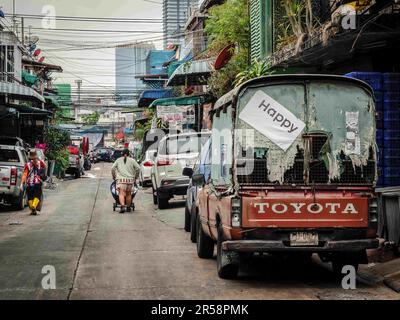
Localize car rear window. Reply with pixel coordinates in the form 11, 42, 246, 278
0, 149, 20, 162
161, 135, 210, 155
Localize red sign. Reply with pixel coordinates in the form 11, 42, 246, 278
242, 193, 369, 228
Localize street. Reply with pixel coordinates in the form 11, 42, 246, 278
0, 162, 398, 300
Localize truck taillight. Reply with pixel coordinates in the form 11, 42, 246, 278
10, 167, 17, 186
231, 197, 242, 228
143, 161, 154, 167
368, 198, 378, 223
157, 158, 172, 166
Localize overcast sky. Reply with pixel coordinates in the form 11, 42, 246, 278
2, 0, 164, 101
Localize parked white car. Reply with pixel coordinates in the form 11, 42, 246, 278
139, 149, 157, 187
0, 145, 28, 210
151, 131, 211, 209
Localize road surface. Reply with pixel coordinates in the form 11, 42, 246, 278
0, 162, 398, 300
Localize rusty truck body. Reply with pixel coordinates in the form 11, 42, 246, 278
193, 74, 379, 279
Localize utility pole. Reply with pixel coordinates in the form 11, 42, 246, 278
21, 17, 24, 45
12, 0, 16, 33
75, 80, 82, 122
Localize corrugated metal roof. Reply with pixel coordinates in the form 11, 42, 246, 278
0, 81, 45, 103
166, 59, 213, 86
149, 95, 206, 107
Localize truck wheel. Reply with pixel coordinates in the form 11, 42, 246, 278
184, 206, 191, 232
217, 224, 239, 279
190, 205, 197, 243
12, 192, 25, 211
196, 213, 214, 259
157, 196, 168, 209
152, 187, 158, 205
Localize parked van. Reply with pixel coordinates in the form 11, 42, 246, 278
192, 75, 378, 279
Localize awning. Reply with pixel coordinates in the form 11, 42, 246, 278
149, 95, 206, 108
45, 95, 60, 108
166, 59, 213, 86
0, 81, 45, 103
6, 104, 52, 116
137, 89, 174, 108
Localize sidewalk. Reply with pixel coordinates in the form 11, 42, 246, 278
359, 243, 400, 293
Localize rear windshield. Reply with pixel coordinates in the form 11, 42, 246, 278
0, 149, 20, 163
161, 134, 210, 155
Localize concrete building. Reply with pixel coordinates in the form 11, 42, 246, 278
163, 0, 198, 48
115, 42, 155, 106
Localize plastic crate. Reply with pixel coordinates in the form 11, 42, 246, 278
383, 177, 400, 186
383, 110, 400, 121
383, 81, 400, 92
383, 155, 400, 167
383, 130, 400, 148
384, 91, 400, 101
383, 73, 400, 82
383, 99, 400, 112
383, 167, 400, 177
345, 72, 383, 91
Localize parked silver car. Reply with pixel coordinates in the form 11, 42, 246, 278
0, 145, 28, 210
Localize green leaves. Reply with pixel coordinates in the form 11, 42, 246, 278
44, 127, 71, 170
81, 111, 100, 125
234, 59, 274, 87
204, 0, 250, 97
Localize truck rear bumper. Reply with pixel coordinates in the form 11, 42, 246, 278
222, 239, 378, 252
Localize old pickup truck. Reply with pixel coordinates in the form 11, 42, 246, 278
193, 75, 379, 279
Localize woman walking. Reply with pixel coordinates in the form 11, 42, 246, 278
21, 149, 46, 215
111, 149, 140, 213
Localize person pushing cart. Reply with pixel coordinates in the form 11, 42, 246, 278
111, 149, 140, 213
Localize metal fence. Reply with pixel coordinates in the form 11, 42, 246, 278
377, 187, 400, 246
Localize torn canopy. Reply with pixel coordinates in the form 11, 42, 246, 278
235, 81, 377, 185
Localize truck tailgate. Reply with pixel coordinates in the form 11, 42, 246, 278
0, 166, 11, 187
242, 190, 370, 228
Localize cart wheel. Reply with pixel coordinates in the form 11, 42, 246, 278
113, 203, 116, 211
132, 204, 135, 212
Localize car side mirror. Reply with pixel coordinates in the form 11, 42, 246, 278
192, 173, 205, 186
182, 167, 193, 177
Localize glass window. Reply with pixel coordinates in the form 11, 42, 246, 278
0, 149, 20, 162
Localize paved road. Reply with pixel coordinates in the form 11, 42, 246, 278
0, 163, 398, 300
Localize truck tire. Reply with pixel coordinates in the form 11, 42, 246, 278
190, 205, 197, 243
152, 187, 158, 205
217, 224, 239, 279
157, 196, 169, 209
75, 170, 81, 179
184, 206, 191, 232
12, 191, 25, 211
196, 213, 214, 259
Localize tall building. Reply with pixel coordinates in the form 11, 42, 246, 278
163, 0, 198, 48
115, 42, 155, 105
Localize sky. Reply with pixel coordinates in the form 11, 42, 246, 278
1, 0, 165, 102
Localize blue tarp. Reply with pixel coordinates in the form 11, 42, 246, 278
138, 89, 174, 108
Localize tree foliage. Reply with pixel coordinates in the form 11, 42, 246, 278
234, 59, 275, 87
44, 127, 71, 170
81, 111, 100, 125
204, 0, 250, 97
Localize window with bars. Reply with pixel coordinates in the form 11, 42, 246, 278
0, 45, 15, 82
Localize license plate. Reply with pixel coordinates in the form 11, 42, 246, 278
290, 232, 319, 246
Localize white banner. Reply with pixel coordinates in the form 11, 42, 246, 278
239, 90, 305, 151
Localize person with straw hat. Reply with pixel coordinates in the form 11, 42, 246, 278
20, 149, 46, 215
